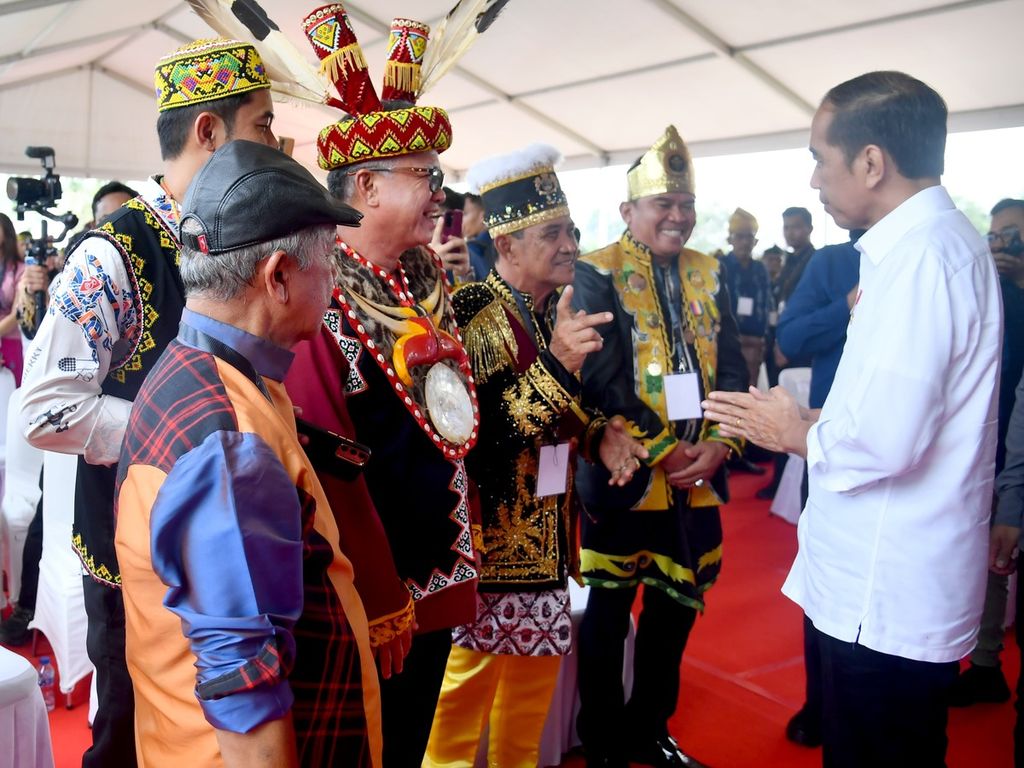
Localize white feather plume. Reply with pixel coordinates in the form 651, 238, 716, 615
186, 0, 329, 106
419, 0, 511, 96
466, 143, 562, 193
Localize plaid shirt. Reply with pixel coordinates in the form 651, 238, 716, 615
115, 311, 373, 766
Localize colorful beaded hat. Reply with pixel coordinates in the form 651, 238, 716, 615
154, 38, 270, 113
303, 4, 453, 171
627, 125, 696, 202
466, 143, 570, 237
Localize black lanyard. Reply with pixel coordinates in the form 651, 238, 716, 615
654, 260, 689, 373
178, 323, 273, 403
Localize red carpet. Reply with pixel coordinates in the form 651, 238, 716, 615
560, 469, 1018, 767
5, 467, 1017, 767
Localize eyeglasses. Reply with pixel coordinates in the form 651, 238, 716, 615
988, 226, 1021, 247
353, 165, 445, 193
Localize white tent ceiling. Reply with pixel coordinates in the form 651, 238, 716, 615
1, 0, 1023, 182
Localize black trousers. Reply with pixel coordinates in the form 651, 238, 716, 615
378, 627, 451, 768
82, 577, 137, 768
1015, 571, 1024, 767
812, 622, 958, 768
577, 585, 697, 758
17, 488, 43, 611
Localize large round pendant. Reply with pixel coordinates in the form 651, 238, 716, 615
425, 363, 475, 444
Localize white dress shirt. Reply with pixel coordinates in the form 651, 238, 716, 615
20, 177, 178, 466
782, 185, 1002, 663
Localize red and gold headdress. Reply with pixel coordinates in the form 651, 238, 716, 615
187, 0, 510, 169
303, 4, 456, 171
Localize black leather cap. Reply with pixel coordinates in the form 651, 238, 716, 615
180, 140, 360, 255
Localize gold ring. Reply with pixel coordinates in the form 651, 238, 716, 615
632, 456, 642, 469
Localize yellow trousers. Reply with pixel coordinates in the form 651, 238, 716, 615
423, 645, 562, 768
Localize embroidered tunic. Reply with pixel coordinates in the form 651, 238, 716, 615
572, 232, 748, 609
20, 178, 185, 588
303, 245, 480, 634
450, 272, 605, 655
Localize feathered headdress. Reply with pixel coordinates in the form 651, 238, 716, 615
187, 0, 512, 170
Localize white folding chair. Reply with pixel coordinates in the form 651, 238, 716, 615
770, 368, 812, 525
28, 451, 92, 707
1, 387, 44, 609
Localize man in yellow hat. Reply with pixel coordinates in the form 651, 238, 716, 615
571, 126, 748, 768
19, 37, 279, 767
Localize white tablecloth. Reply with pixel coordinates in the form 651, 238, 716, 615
0, 647, 55, 768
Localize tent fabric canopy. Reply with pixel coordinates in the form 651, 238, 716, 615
1, 0, 1022, 181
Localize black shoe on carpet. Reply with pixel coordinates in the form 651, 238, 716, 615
755, 485, 776, 500
947, 663, 1011, 706
628, 734, 711, 767
785, 706, 823, 747
0, 605, 34, 646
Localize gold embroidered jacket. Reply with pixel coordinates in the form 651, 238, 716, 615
573, 232, 748, 512
453, 272, 604, 591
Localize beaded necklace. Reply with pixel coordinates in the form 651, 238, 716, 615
334, 240, 479, 459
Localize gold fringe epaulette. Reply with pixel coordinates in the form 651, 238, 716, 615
453, 282, 518, 384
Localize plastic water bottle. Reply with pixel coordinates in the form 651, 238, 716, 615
37, 656, 56, 712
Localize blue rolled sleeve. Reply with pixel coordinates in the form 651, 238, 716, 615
150, 430, 305, 733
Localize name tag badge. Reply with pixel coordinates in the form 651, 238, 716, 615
768, 310, 778, 327
537, 442, 571, 497
665, 372, 703, 421
737, 296, 754, 317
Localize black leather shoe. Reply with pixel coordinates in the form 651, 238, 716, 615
947, 662, 1011, 706
755, 484, 776, 500
628, 735, 711, 768
0, 605, 34, 646
785, 707, 822, 747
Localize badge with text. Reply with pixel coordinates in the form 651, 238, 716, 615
736, 296, 754, 317
537, 442, 571, 497
665, 372, 703, 421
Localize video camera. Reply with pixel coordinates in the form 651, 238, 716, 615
5, 146, 79, 337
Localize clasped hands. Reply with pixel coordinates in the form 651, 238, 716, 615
702, 385, 809, 456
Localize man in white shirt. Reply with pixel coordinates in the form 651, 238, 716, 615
703, 70, 1001, 767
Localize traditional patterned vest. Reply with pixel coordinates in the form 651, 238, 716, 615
323, 245, 479, 630
583, 232, 740, 510
73, 197, 185, 586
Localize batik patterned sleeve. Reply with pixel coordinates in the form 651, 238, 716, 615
20, 236, 137, 465
149, 430, 305, 733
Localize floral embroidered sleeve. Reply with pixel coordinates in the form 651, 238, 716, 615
20, 236, 137, 465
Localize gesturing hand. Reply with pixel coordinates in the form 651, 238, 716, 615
548, 286, 612, 374
599, 415, 650, 486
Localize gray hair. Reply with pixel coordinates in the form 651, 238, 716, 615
179, 221, 337, 300
326, 154, 407, 203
